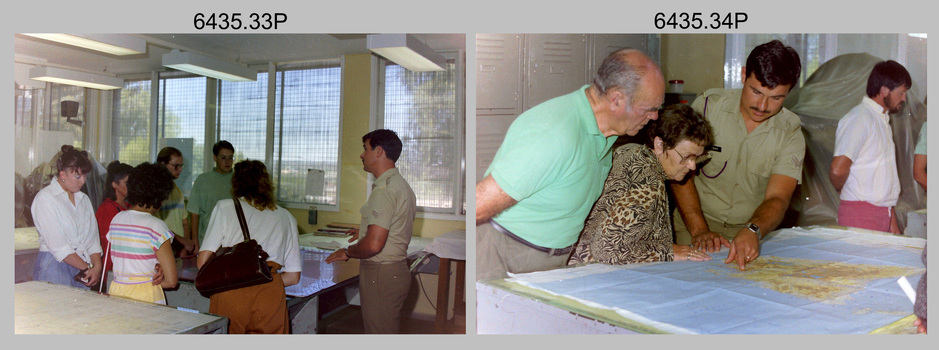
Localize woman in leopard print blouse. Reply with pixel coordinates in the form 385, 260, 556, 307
569, 104, 715, 265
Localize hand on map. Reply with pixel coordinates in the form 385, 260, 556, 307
691, 230, 730, 253
914, 317, 926, 334
673, 244, 712, 261
725, 229, 760, 271
324, 248, 350, 264
346, 228, 360, 243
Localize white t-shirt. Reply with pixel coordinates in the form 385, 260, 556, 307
107, 210, 175, 284
833, 96, 900, 207
201, 198, 302, 273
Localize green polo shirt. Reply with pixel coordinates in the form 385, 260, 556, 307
186, 168, 233, 243
688, 88, 805, 234
486, 85, 617, 249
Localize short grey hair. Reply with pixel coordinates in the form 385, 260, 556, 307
592, 48, 652, 104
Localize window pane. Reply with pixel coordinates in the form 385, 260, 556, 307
274, 61, 342, 206
14, 85, 42, 176
112, 80, 151, 167
158, 76, 207, 194
383, 62, 462, 212
219, 73, 268, 162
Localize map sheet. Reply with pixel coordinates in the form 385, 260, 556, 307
507, 227, 925, 334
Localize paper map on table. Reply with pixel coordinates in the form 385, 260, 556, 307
507, 227, 925, 334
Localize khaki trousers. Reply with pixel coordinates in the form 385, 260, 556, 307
359, 260, 410, 334
475, 222, 571, 281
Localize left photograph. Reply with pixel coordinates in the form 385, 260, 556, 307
13, 33, 467, 334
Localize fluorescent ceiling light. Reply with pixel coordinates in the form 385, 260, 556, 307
162, 49, 256, 82
22, 33, 146, 56
29, 66, 123, 90
367, 34, 446, 72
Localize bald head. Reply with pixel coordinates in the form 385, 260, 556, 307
592, 48, 663, 104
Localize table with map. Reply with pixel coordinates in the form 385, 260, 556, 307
477, 226, 925, 334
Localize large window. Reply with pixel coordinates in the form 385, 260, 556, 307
111, 80, 151, 168
273, 61, 343, 207
110, 60, 343, 208
376, 52, 465, 217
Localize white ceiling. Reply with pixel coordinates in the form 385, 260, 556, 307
13, 33, 466, 81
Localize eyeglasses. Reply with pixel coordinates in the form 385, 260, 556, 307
168, 163, 184, 170
672, 148, 710, 166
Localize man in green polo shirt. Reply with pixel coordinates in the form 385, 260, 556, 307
187, 140, 235, 245
476, 48, 665, 281
671, 40, 805, 271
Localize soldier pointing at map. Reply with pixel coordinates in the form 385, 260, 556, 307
671, 40, 805, 271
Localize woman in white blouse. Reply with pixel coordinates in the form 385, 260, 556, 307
31, 145, 103, 289
197, 160, 301, 334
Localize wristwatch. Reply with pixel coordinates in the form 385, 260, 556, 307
747, 222, 761, 238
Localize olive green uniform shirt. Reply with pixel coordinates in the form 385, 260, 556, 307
675, 88, 804, 240
360, 168, 417, 263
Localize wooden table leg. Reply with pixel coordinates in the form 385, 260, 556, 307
435, 257, 451, 333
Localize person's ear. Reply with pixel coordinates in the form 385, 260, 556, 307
879, 86, 891, 98
374, 145, 386, 158
740, 66, 748, 85
653, 136, 665, 155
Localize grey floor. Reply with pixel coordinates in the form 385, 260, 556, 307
318, 305, 465, 334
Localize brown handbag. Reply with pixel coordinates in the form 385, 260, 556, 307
194, 197, 273, 297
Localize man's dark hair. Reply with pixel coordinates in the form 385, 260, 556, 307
212, 140, 234, 156
866, 60, 912, 98
745, 40, 802, 90
126, 162, 175, 210
362, 129, 403, 162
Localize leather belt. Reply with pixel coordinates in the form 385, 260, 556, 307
488, 219, 573, 256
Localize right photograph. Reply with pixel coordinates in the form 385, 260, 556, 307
474, 33, 927, 334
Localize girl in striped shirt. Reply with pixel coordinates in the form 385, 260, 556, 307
106, 162, 178, 304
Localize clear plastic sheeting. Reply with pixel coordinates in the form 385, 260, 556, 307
14, 148, 106, 227
783, 53, 927, 232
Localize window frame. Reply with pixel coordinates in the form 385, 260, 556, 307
370, 49, 466, 220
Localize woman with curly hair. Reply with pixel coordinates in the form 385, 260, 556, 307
31, 145, 103, 289
569, 104, 716, 265
95, 161, 133, 279
106, 162, 178, 304
197, 160, 301, 334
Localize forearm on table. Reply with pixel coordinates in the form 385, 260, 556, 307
747, 174, 798, 236
745, 196, 789, 237
670, 177, 710, 235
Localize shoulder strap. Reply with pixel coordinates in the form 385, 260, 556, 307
232, 197, 251, 241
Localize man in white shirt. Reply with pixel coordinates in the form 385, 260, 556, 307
829, 60, 911, 234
